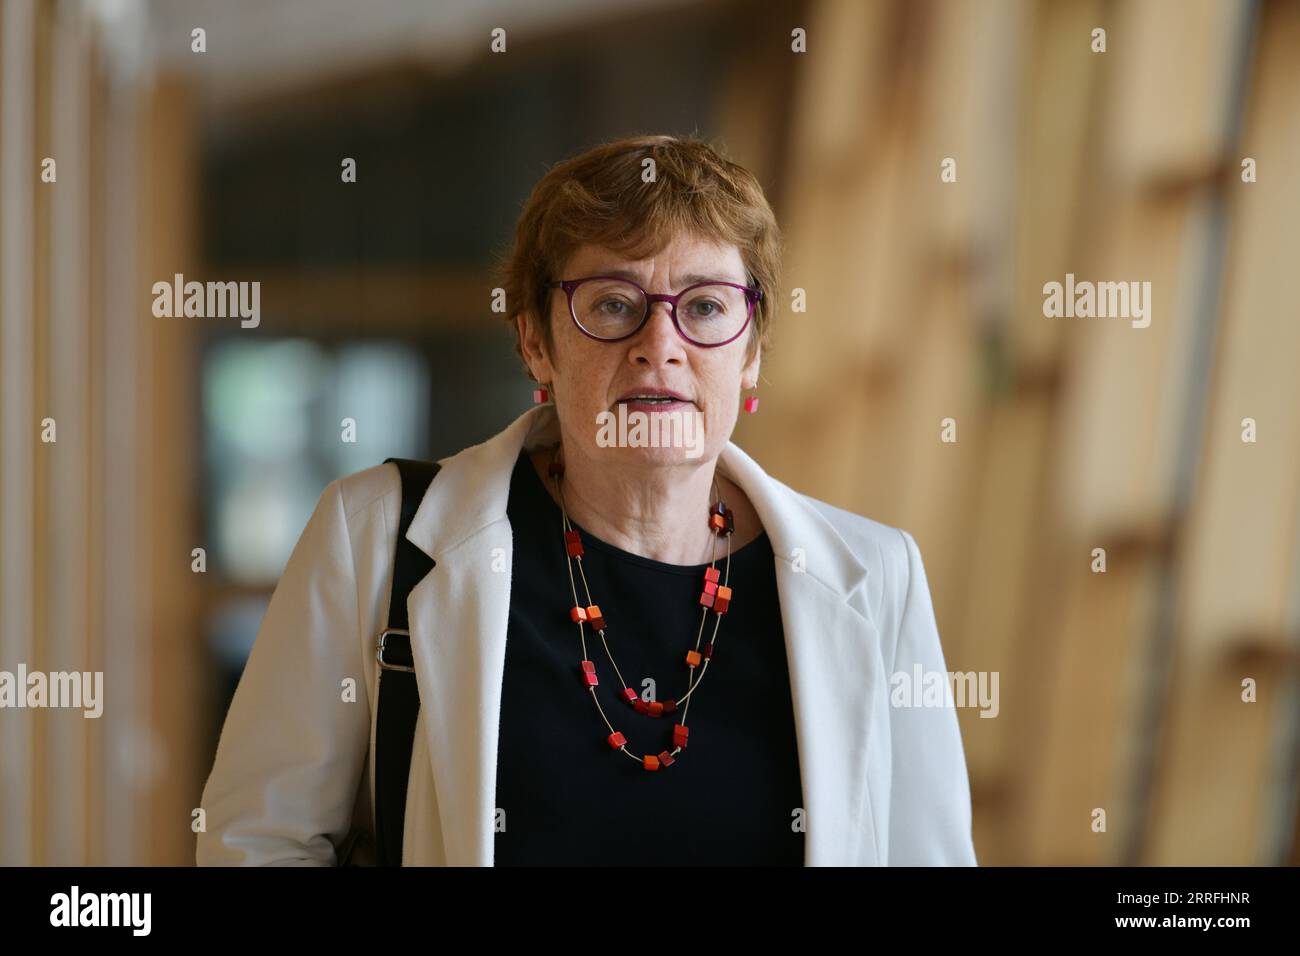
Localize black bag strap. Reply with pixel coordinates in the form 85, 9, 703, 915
374, 457, 441, 867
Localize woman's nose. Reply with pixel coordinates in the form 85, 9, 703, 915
640, 300, 680, 342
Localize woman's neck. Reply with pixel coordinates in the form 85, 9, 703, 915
527, 443, 754, 566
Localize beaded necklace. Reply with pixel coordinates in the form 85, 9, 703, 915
547, 442, 735, 771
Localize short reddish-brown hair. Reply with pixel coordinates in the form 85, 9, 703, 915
493, 133, 783, 377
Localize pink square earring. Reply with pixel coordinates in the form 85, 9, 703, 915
533, 385, 550, 404
743, 392, 759, 414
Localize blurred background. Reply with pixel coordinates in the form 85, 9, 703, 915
1, 0, 1297, 866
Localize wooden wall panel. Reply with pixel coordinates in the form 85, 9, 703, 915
0, 0, 38, 867
1053, 191, 1213, 541
43, 0, 93, 866
1146, 0, 1300, 864
955, 395, 1054, 795
141, 75, 203, 866
30, 0, 53, 866
1012, 0, 1105, 370
1022, 547, 1163, 864
1108, 0, 1250, 185
917, 0, 1025, 253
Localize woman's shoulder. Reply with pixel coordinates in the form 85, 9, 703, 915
328, 460, 406, 522
794, 492, 933, 653
752, 464, 921, 602
303, 461, 421, 555
798, 491, 926, 606
297, 461, 427, 581
798, 491, 916, 568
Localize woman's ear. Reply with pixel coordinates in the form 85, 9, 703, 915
516, 310, 554, 382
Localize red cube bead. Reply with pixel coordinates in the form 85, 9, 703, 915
704, 567, 720, 583
662, 698, 677, 713
564, 530, 583, 558
634, 699, 649, 714
658, 750, 676, 767
703, 580, 718, 595
607, 731, 626, 749
570, 605, 588, 623
623, 687, 638, 703
702, 643, 713, 660
698, 589, 715, 608
672, 724, 689, 748
586, 604, 605, 630
643, 755, 660, 771
744, 395, 759, 413
648, 701, 664, 717
713, 585, 732, 614
583, 671, 599, 687
580, 660, 595, 672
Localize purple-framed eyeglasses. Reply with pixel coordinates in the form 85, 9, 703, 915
546, 274, 762, 348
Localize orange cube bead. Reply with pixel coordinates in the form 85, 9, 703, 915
643, 755, 660, 771
710, 505, 734, 535
713, 585, 732, 614
685, 650, 702, 668
586, 605, 605, 630
648, 701, 664, 717
570, 605, 588, 623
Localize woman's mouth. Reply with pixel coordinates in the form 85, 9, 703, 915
615, 395, 693, 413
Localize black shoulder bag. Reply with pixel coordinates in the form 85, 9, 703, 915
366, 456, 442, 866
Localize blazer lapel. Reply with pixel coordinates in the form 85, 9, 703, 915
404, 524, 511, 865
403, 404, 882, 866
718, 441, 882, 865
403, 407, 546, 866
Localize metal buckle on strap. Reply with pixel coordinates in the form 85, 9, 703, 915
376, 628, 416, 673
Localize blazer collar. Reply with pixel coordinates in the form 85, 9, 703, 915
402, 403, 881, 866
408, 402, 870, 600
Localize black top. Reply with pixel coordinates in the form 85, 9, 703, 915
493, 447, 805, 865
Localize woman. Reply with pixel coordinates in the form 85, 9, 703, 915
197, 134, 977, 866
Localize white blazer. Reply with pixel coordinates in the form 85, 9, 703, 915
197, 402, 977, 866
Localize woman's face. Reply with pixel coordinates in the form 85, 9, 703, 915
517, 232, 761, 469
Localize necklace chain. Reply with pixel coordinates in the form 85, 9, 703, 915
548, 442, 735, 771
